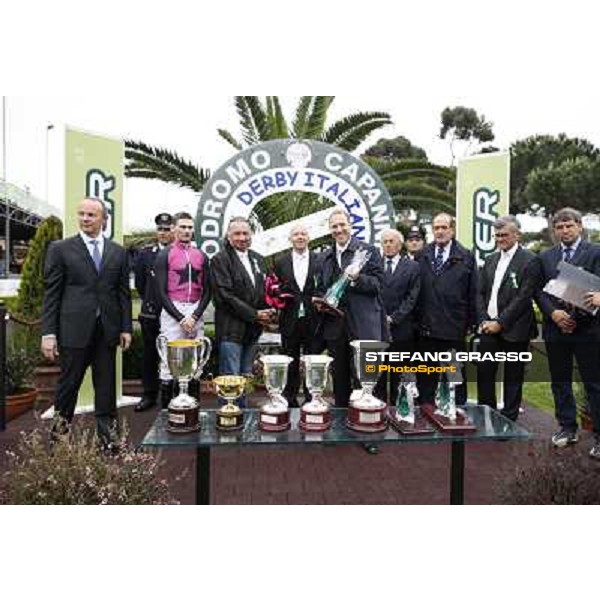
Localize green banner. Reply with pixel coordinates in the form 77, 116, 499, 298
456, 152, 510, 266
64, 127, 124, 410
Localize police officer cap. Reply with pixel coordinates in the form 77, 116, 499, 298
406, 225, 425, 240
155, 213, 173, 227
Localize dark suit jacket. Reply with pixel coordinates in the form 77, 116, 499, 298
316, 238, 386, 341
417, 240, 478, 341
536, 240, 600, 340
382, 256, 421, 342
211, 242, 269, 344
477, 246, 539, 342
134, 242, 162, 320
42, 234, 133, 348
273, 250, 319, 338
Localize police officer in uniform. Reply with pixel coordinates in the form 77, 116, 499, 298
405, 225, 426, 260
134, 213, 174, 412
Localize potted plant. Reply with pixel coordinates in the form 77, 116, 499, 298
4, 341, 38, 422
10, 216, 63, 405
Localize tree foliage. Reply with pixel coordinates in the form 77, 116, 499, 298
13, 215, 63, 323
125, 140, 210, 192
364, 136, 428, 161
510, 134, 600, 215
440, 106, 495, 164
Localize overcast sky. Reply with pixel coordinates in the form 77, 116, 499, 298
2, 93, 599, 233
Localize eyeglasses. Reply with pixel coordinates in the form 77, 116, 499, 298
157, 227, 171, 232
494, 232, 510, 239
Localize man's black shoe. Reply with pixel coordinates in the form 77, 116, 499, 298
134, 396, 157, 412
363, 443, 379, 455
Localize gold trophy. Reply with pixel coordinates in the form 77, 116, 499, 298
300, 355, 334, 432
213, 375, 247, 432
346, 340, 389, 433
156, 336, 212, 434
259, 355, 294, 432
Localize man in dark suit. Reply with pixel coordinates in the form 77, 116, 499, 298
476, 216, 539, 421
133, 213, 174, 412
41, 197, 132, 447
373, 228, 421, 402
537, 208, 600, 458
314, 208, 386, 409
273, 224, 319, 408
417, 213, 478, 405
211, 217, 275, 381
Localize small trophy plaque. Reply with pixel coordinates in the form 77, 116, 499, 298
300, 355, 334, 432
156, 336, 212, 434
259, 355, 294, 432
346, 340, 388, 433
421, 352, 476, 434
313, 247, 371, 317
214, 375, 247, 432
387, 374, 434, 435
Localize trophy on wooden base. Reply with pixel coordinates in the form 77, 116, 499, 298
346, 340, 388, 433
421, 352, 476, 434
387, 374, 435, 435
300, 355, 334, 432
157, 336, 212, 434
259, 355, 294, 432
214, 375, 247, 432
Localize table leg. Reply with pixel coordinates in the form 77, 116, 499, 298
450, 441, 465, 505
196, 447, 211, 505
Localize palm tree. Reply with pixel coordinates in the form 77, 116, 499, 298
364, 157, 456, 216
125, 140, 210, 192
125, 96, 393, 230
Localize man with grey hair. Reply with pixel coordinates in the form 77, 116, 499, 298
476, 215, 539, 421
374, 228, 421, 402
537, 207, 600, 458
273, 223, 320, 407
211, 217, 275, 382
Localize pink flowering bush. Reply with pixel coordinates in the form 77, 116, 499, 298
1, 426, 178, 505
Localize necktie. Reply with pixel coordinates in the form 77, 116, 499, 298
433, 246, 445, 275
563, 246, 573, 263
90, 240, 102, 272
386, 259, 393, 276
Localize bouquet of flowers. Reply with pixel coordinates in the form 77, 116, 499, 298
264, 272, 294, 310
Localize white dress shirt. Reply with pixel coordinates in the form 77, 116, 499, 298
80, 231, 105, 261
236, 249, 255, 285
336, 242, 351, 269
383, 253, 401, 275
487, 243, 519, 319
292, 250, 309, 290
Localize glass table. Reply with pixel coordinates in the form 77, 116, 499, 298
141, 406, 531, 505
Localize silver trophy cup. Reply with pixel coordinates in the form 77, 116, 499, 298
259, 354, 294, 432
347, 340, 389, 433
300, 355, 334, 432
156, 336, 212, 433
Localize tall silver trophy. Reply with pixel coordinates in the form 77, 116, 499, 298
313, 248, 371, 317
157, 336, 212, 433
347, 340, 389, 433
259, 355, 294, 432
300, 355, 334, 432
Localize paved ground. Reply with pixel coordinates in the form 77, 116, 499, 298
1, 394, 596, 504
